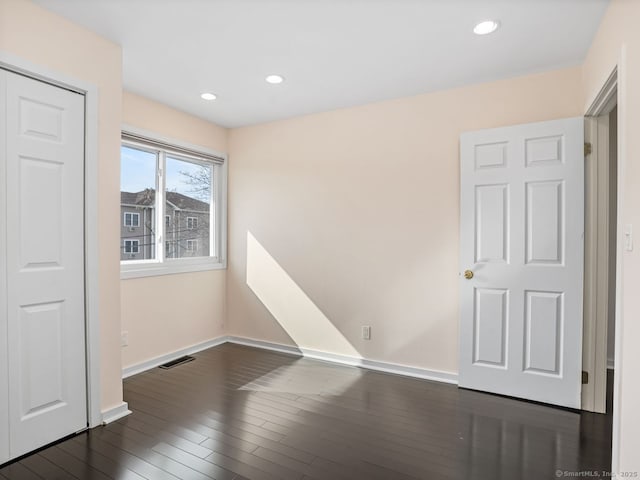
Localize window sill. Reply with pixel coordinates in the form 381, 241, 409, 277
120, 258, 226, 280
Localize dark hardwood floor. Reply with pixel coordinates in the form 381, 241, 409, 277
1, 343, 613, 479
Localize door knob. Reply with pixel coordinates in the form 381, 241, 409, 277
464, 270, 474, 280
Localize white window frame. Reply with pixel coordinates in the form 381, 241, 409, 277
124, 211, 140, 227
124, 239, 139, 254
186, 216, 198, 230
120, 125, 227, 279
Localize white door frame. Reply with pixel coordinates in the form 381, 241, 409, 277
0, 51, 102, 429
584, 55, 625, 474
583, 68, 617, 414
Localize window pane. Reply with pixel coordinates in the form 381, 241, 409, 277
121, 145, 157, 261
165, 156, 212, 258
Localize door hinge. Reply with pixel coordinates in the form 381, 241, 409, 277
584, 142, 592, 156
582, 370, 589, 384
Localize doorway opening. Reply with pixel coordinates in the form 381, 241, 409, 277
583, 68, 618, 416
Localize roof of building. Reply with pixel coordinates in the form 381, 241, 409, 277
121, 189, 209, 211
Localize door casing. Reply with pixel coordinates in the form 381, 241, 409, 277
582, 72, 617, 414
584, 64, 624, 476
0, 51, 102, 432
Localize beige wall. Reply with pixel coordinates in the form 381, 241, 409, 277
227, 66, 584, 375
121, 92, 228, 369
583, 0, 640, 472
0, 0, 123, 412
122, 92, 227, 152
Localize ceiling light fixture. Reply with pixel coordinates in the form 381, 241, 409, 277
473, 20, 499, 35
265, 74, 285, 84
200, 92, 217, 101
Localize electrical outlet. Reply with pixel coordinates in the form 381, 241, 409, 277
362, 325, 371, 340
121, 331, 129, 347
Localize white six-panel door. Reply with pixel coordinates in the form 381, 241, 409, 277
0, 69, 87, 463
459, 117, 584, 409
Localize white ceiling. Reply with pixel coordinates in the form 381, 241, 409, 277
34, 0, 609, 128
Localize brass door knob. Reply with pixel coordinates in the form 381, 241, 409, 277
464, 270, 474, 280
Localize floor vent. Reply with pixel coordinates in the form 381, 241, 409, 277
159, 355, 195, 370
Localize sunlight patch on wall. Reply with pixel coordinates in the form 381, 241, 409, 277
246, 231, 361, 358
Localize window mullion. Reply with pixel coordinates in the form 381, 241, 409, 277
157, 151, 166, 262
211, 166, 216, 259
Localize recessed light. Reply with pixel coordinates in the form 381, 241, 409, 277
473, 20, 499, 35
200, 92, 217, 101
265, 74, 284, 84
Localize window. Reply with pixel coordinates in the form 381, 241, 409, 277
120, 129, 227, 279
123, 212, 140, 227
120, 145, 156, 262
123, 239, 139, 254
186, 239, 198, 252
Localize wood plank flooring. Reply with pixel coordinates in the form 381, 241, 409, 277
1, 343, 613, 479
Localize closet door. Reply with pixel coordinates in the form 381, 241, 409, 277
1, 69, 87, 462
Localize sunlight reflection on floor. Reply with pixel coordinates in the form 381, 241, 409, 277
237, 362, 363, 395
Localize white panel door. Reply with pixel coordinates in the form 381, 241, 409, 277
459, 117, 584, 409
0, 69, 87, 462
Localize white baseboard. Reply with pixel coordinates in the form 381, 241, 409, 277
300, 347, 458, 384
227, 336, 459, 385
122, 337, 228, 379
101, 402, 131, 425
122, 335, 458, 386
226, 336, 302, 356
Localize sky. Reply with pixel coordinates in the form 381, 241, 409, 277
121, 145, 211, 201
